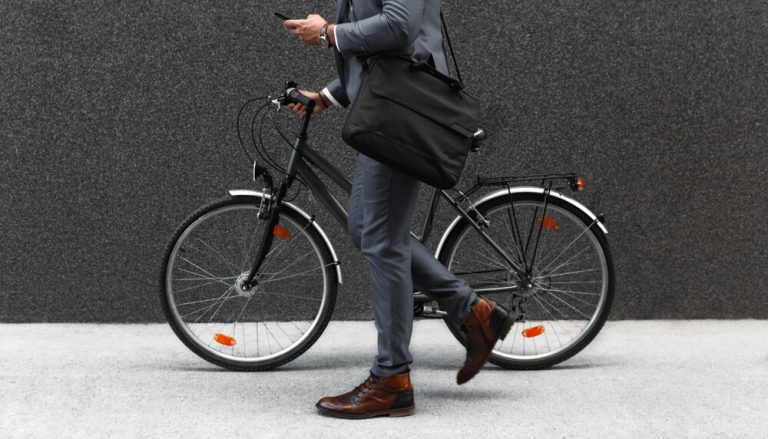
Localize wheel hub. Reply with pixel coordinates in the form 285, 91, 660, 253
516, 272, 537, 296
235, 273, 259, 297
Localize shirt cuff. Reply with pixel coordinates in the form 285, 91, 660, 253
321, 87, 342, 108
333, 24, 340, 52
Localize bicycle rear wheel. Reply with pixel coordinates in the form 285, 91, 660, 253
437, 191, 614, 369
160, 195, 337, 371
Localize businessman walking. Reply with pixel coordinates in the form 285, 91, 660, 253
283, 0, 515, 419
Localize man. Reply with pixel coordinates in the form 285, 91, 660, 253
283, 0, 515, 419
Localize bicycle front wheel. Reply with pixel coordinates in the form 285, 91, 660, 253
160, 195, 338, 371
438, 191, 614, 370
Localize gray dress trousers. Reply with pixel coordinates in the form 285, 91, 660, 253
347, 152, 479, 377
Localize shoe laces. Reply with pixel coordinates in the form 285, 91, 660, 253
352, 375, 380, 396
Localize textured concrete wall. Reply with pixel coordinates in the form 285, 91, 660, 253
1, 0, 766, 322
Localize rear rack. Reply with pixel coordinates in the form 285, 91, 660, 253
476, 173, 583, 192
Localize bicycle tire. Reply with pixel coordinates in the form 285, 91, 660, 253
160, 195, 338, 371
437, 191, 614, 370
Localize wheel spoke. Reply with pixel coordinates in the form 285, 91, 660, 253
546, 280, 603, 284
528, 293, 564, 348
539, 289, 591, 319
469, 249, 510, 271
535, 293, 587, 331
452, 261, 513, 285
180, 285, 235, 319
262, 291, 321, 302
259, 249, 316, 282
538, 220, 597, 273
535, 286, 600, 296
196, 238, 241, 274
179, 257, 231, 287
540, 245, 591, 277
505, 202, 528, 267
173, 279, 229, 293
534, 268, 601, 279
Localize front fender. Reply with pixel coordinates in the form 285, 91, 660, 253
228, 189, 343, 285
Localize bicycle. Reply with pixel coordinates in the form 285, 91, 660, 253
160, 81, 614, 372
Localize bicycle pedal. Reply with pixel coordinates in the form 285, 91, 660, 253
421, 304, 447, 318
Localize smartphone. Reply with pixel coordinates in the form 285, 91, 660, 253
274, 12, 291, 21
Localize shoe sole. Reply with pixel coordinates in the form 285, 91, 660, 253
456, 305, 516, 385
316, 403, 416, 419
490, 305, 516, 341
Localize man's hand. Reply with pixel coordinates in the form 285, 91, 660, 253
287, 90, 331, 119
284, 14, 328, 46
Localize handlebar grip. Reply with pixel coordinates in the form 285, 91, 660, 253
287, 88, 314, 107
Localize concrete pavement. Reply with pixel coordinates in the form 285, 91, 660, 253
1, 320, 766, 438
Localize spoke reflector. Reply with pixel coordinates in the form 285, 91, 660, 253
214, 333, 237, 346
522, 325, 545, 338
536, 215, 559, 230
273, 224, 292, 240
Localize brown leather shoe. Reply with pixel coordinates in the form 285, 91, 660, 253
457, 296, 515, 385
316, 372, 415, 419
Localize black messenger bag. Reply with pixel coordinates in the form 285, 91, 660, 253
340, 13, 481, 189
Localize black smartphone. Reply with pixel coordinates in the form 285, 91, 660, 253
274, 12, 291, 21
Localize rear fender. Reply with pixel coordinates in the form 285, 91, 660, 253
434, 186, 608, 258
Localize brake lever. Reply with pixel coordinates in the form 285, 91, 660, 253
269, 95, 284, 112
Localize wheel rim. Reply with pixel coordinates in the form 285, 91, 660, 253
165, 204, 329, 364
446, 199, 609, 362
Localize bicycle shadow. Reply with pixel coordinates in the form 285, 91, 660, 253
160, 353, 613, 373
418, 386, 510, 401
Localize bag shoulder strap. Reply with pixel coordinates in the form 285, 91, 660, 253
440, 10, 463, 86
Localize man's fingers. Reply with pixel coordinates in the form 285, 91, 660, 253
283, 19, 301, 30
288, 103, 305, 117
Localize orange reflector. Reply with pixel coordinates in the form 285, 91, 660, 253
577, 177, 585, 190
522, 325, 545, 338
273, 224, 291, 240
214, 333, 236, 346
536, 215, 560, 230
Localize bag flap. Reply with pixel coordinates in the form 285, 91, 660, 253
365, 57, 480, 138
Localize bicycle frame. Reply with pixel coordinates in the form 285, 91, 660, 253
241, 103, 578, 296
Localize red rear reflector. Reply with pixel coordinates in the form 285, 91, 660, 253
577, 177, 584, 190
536, 215, 559, 230
214, 333, 237, 346
273, 224, 291, 240
522, 325, 545, 338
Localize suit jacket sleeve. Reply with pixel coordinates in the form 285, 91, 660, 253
323, 77, 350, 108
334, 0, 424, 58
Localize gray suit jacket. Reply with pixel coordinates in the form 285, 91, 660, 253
323, 0, 449, 107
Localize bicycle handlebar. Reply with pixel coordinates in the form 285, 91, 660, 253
286, 87, 314, 109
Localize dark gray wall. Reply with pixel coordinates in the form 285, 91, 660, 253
1, 0, 766, 322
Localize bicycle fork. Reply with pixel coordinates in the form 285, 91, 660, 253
241, 101, 314, 291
